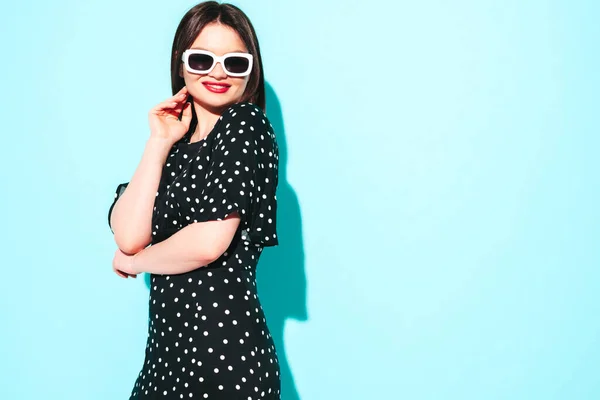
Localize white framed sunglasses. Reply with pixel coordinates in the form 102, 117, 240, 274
181, 49, 253, 77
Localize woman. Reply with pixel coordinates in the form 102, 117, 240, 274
107, 2, 281, 398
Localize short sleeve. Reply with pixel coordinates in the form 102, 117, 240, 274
108, 182, 128, 234
192, 102, 279, 247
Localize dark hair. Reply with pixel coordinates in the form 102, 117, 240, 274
170, 1, 266, 130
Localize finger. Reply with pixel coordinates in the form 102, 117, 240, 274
115, 269, 128, 278
150, 103, 184, 119
169, 87, 189, 103
151, 89, 189, 114
151, 99, 182, 113
113, 263, 129, 278
153, 90, 188, 110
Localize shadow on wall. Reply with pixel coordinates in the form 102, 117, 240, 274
139, 82, 308, 400
258, 82, 308, 400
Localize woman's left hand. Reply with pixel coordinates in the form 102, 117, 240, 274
113, 248, 140, 278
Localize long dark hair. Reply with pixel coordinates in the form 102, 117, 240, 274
170, 2, 266, 131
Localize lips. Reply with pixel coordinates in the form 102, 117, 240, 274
203, 82, 231, 93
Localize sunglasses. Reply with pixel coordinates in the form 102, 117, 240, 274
181, 49, 253, 77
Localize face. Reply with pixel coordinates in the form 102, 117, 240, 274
180, 22, 251, 110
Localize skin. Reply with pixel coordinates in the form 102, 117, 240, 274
111, 22, 253, 278
182, 22, 251, 143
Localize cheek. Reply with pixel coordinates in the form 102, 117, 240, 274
236, 78, 250, 93
182, 73, 205, 96
183, 70, 200, 84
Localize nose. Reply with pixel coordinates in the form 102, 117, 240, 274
209, 61, 228, 79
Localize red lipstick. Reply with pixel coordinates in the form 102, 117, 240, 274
203, 81, 230, 94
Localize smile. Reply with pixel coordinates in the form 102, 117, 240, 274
203, 83, 230, 93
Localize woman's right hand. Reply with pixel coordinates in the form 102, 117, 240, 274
148, 86, 193, 144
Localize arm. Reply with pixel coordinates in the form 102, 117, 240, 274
114, 102, 276, 276
128, 213, 241, 275
110, 137, 172, 254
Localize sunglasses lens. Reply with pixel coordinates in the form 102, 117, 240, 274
224, 56, 250, 74
188, 53, 214, 72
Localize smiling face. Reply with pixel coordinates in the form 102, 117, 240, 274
180, 22, 251, 111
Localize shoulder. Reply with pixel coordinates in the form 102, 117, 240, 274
213, 102, 276, 151
219, 101, 272, 132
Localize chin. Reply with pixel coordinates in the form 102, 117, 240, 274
208, 96, 236, 107
197, 95, 240, 113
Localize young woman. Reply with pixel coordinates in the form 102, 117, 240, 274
107, 2, 281, 398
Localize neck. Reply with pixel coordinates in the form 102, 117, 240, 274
190, 100, 227, 143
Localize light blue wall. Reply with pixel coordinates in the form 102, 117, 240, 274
1, 0, 598, 399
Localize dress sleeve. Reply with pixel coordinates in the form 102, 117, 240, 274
108, 182, 129, 233
191, 102, 279, 247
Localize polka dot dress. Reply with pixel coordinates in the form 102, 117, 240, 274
108, 102, 281, 399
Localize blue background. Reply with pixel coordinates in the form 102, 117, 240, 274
1, 0, 599, 399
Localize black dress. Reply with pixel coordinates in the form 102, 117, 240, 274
108, 101, 281, 399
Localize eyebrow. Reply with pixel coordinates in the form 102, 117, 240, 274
190, 46, 247, 53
